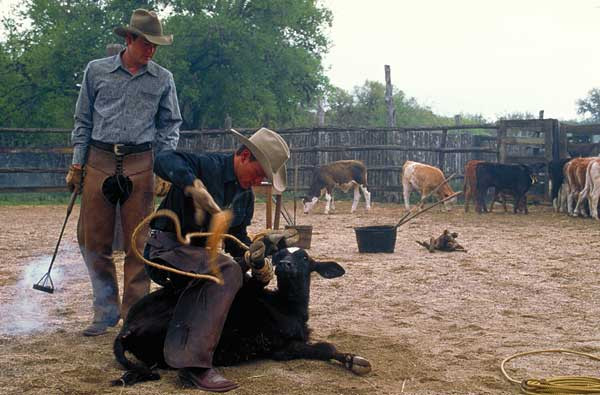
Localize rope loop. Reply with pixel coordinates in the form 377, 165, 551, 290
502, 349, 600, 394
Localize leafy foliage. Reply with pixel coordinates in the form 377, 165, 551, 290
576, 88, 600, 122
324, 80, 481, 128
0, 0, 332, 130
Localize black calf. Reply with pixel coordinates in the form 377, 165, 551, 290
112, 247, 371, 386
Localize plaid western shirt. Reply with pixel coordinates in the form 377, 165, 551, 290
71, 52, 182, 164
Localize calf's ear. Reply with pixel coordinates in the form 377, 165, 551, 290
311, 261, 345, 279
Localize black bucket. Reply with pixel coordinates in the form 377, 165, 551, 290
354, 225, 397, 253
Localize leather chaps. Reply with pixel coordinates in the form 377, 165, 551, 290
77, 145, 154, 322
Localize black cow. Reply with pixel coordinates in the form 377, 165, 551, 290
547, 158, 571, 212
112, 247, 372, 386
475, 163, 535, 214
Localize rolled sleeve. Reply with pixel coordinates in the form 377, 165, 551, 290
71, 64, 94, 165
155, 74, 182, 154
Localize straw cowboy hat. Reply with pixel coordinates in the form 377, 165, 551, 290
229, 128, 290, 193
114, 9, 173, 46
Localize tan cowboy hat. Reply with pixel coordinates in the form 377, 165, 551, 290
114, 9, 173, 46
229, 128, 290, 193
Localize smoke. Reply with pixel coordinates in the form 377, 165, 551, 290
0, 242, 85, 337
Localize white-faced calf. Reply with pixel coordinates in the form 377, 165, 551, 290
302, 160, 371, 214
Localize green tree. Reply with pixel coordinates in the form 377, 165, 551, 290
577, 88, 600, 122
0, 0, 332, 130
0, 0, 159, 127
157, 0, 332, 129
325, 80, 458, 127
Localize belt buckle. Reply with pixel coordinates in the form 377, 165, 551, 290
113, 143, 125, 156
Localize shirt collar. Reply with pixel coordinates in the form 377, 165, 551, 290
109, 49, 157, 77
108, 51, 123, 73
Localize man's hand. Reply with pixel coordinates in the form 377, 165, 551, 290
245, 239, 273, 283
184, 179, 222, 225
154, 175, 171, 197
246, 239, 266, 268
65, 164, 83, 194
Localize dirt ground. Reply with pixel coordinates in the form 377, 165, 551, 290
2, 200, 600, 395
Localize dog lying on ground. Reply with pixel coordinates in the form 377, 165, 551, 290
416, 230, 467, 253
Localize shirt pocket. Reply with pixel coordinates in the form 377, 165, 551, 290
94, 79, 125, 116
139, 86, 161, 115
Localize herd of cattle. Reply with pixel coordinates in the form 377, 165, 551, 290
301, 158, 540, 215
549, 156, 600, 219
300, 157, 600, 218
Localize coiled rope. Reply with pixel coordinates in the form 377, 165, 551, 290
131, 209, 252, 285
501, 349, 600, 394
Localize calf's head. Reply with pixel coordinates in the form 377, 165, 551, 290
272, 247, 344, 302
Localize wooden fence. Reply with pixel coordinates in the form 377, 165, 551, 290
2, 119, 599, 202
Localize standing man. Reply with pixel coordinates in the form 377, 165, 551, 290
66, 9, 182, 336
146, 128, 291, 392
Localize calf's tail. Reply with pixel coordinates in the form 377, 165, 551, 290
111, 332, 160, 386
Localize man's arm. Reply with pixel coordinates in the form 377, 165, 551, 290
155, 73, 182, 154
71, 63, 94, 165
154, 150, 198, 190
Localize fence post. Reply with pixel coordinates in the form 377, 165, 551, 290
473, 135, 483, 160
316, 99, 325, 126
224, 114, 232, 129
384, 65, 396, 127
556, 121, 567, 160
497, 121, 507, 163
438, 128, 448, 171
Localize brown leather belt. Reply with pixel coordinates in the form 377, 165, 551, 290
90, 139, 152, 156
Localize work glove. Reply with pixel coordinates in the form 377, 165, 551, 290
65, 164, 83, 194
154, 175, 171, 197
244, 239, 274, 284
243, 228, 300, 282
184, 179, 222, 225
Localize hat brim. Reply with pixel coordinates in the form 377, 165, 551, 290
114, 26, 173, 46
229, 129, 287, 193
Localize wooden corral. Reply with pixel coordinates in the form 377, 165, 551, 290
1, 120, 600, 202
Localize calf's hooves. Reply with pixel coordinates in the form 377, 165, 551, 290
344, 354, 372, 375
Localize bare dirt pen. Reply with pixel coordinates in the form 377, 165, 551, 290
1, 201, 600, 395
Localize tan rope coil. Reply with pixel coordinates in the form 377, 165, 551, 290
501, 349, 600, 394
131, 209, 249, 285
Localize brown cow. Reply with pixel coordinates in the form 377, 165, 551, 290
575, 158, 600, 219
463, 160, 484, 212
401, 160, 456, 210
565, 157, 594, 216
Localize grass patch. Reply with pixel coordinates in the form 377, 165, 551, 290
0, 192, 75, 206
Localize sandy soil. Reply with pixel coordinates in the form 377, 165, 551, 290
1, 200, 600, 395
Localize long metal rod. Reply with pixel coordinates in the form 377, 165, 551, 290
275, 197, 294, 226
397, 191, 462, 228
46, 191, 78, 273
395, 173, 456, 227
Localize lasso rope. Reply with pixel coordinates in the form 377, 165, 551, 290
131, 209, 251, 285
501, 349, 600, 394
